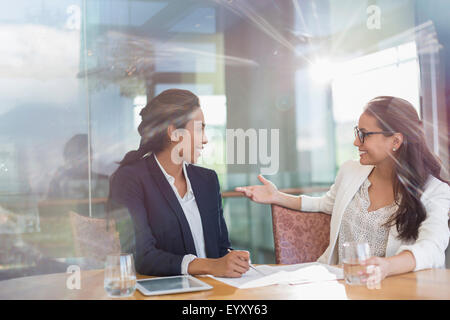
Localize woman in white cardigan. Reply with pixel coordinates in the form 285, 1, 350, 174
236, 96, 450, 288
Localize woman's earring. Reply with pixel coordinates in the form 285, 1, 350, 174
392, 147, 396, 152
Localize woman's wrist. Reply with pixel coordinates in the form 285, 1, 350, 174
273, 191, 302, 211
272, 190, 283, 206
384, 257, 393, 277
385, 251, 416, 277
187, 257, 215, 275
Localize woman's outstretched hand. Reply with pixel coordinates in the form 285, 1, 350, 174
235, 175, 279, 204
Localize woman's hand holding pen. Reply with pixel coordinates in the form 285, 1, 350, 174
213, 250, 250, 278
187, 250, 250, 278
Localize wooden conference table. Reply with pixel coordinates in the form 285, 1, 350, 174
0, 267, 449, 300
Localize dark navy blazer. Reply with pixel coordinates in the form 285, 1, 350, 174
109, 154, 231, 276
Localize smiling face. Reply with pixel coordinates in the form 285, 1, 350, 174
184, 107, 208, 164
168, 107, 208, 164
353, 112, 400, 166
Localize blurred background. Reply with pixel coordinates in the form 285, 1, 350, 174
0, 0, 449, 280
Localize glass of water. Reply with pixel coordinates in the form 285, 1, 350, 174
342, 242, 371, 285
104, 253, 136, 298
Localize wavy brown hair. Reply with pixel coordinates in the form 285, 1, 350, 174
106, 89, 200, 229
118, 89, 200, 167
364, 96, 448, 241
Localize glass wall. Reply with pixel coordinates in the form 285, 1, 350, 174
0, 0, 449, 282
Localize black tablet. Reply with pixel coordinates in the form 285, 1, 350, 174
136, 275, 213, 296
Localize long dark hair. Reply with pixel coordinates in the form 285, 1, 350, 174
364, 96, 448, 241
118, 89, 200, 167
105, 89, 200, 230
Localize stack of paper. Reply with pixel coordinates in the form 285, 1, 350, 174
208, 262, 344, 289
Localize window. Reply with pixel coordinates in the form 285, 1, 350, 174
331, 42, 421, 166
0, 0, 444, 286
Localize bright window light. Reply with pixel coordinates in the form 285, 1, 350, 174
198, 95, 226, 126
331, 41, 421, 167
332, 41, 420, 123
133, 95, 147, 129
309, 59, 338, 83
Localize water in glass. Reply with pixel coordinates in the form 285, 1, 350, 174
104, 253, 136, 297
342, 242, 371, 285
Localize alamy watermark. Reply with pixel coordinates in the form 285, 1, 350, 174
66, 265, 81, 290
170, 121, 280, 175
367, 5, 381, 30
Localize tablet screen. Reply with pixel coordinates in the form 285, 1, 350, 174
138, 276, 204, 292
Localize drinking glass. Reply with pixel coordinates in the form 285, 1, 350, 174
342, 242, 371, 285
104, 253, 136, 297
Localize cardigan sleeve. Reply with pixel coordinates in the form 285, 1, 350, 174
300, 160, 352, 214
395, 181, 450, 271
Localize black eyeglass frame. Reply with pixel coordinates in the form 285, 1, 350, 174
354, 126, 395, 144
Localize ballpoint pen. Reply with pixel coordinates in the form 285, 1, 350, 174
227, 248, 265, 276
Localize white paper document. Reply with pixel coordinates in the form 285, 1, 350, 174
208, 262, 344, 289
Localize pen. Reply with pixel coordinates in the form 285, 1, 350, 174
227, 248, 265, 276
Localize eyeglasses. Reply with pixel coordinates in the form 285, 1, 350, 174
354, 126, 394, 144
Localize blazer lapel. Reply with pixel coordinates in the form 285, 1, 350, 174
187, 165, 217, 257
385, 226, 402, 257
327, 164, 374, 264
145, 155, 197, 255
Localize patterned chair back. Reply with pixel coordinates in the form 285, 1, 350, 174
271, 204, 331, 264
69, 211, 121, 267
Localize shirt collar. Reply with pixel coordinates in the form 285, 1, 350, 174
153, 153, 194, 198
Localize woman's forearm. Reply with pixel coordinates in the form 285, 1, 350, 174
187, 251, 250, 278
273, 191, 302, 210
386, 250, 416, 276
187, 258, 215, 275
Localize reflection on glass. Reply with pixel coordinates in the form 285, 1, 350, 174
47, 134, 109, 215
0, 0, 448, 285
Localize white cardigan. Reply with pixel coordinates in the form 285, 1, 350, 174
301, 160, 450, 271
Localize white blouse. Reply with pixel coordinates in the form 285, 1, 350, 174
153, 154, 206, 275
337, 178, 399, 265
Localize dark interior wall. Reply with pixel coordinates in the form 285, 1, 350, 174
222, 1, 299, 176
222, 0, 423, 179
415, 0, 450, 105
415, 0, 450, 173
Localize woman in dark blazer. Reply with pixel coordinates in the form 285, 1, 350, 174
109, 89, 249, 277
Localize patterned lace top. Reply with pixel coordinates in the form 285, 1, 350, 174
337, 178, 399, 265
